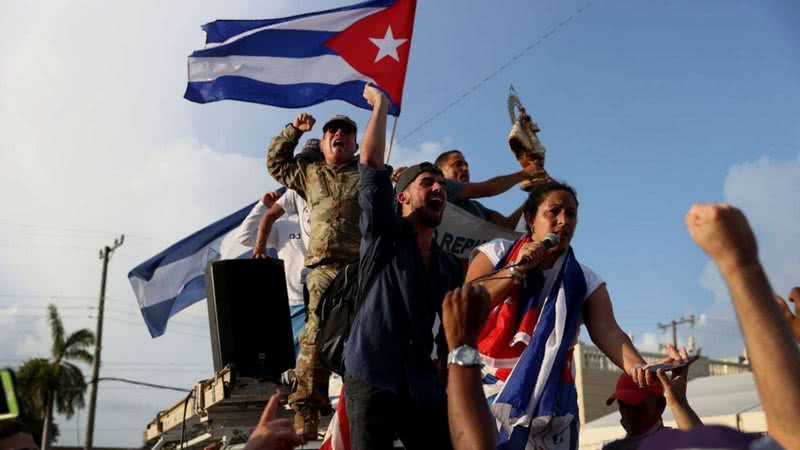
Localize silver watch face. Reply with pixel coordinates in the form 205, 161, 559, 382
453, 345, 481, 366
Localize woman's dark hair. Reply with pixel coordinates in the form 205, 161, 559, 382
522, 180, 579, 232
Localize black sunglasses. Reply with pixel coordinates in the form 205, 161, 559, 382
325, 124, 355, 135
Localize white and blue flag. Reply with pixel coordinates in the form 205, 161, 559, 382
128, 203, 255, 337
184, 0, 417, 116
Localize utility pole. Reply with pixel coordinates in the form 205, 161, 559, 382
84, 235, 124, 450
658, 315, 695, 350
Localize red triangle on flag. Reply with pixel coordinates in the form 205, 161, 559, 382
325, 0, 417, 109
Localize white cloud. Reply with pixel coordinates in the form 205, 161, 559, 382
696, 152, 800, 357
387, 137, 454, 167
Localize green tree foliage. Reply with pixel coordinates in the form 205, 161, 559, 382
15, 304, 95, 448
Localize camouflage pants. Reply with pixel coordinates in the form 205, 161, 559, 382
289, 264, 339, 413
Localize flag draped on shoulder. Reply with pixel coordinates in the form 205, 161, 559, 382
184, 0, 417, 116
484, 248, 588, 450
128, 202, 255, 338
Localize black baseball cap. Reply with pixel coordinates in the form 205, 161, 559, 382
394, 162, 444, 194
322, 115, 357, 134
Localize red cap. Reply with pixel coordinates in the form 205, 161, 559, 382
606, 372, 664, 406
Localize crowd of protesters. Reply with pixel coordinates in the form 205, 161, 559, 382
234, 83, 800, 450
4, 83, 798, 450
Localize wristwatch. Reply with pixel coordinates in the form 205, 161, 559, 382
447, 345, 483, 367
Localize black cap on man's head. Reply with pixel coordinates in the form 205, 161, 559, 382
322, 115, 358, 134
394, 162, 443, 194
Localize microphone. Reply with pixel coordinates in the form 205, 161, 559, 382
517, 233, 560, 265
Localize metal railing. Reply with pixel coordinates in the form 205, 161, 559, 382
577, 344, 750, 376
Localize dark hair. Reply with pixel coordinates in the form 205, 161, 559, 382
522, 180, 579, 231
434, 149, 463, 169
0, 420, 30, 440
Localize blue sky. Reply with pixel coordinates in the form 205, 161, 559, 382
0, 0, 798, 446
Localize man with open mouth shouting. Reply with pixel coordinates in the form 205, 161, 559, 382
342, 86, 464, 450
267, 103, 366, 440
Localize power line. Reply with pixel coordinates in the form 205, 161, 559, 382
0, 294, 97, 300
93, 377, 189, 393
0, 358, 209, 367
397, 0, 594, 143
0, 221, 159, 242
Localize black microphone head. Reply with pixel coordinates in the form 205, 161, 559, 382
542, 233, 559, 249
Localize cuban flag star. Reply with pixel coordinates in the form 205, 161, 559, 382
184, 0, 417, 116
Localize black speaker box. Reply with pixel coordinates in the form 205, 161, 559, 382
205, 258, 296, 381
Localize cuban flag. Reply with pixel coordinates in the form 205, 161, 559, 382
184, 0, 417, 116
128, 203, 254, 338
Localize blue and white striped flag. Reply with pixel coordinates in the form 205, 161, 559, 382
128, 203, 255, 337
184, 0, 417, 115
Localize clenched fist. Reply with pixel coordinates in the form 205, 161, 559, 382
443, 285, 490, 351
362, 82, 388, 107
685, 203, 758, 271
292, 113, 316, 132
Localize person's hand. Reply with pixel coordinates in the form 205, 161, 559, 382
443, 285, 490, 351
252, 246, 270, 259
511, 240, 547, 272
655, 344, 691, 406
627, 362, 657, 389
685, 203, 758, 271
262, 191, 282, 208
774, 287, 800, 342
391, 166, 407, 183
244, 391, 303, 450
521, 160, 549, 181
362, 82, 387, 107
292, 113, 315, 132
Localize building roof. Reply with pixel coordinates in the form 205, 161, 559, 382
584, 372, 761, 428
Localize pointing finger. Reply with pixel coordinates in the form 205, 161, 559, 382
260, 391, 281, 425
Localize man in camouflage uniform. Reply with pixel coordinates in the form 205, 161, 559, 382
267, 110, 362, 440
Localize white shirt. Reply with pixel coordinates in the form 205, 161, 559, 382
264, 219, 306, 306
276, 189, 311, 250
235, 198, 307, 306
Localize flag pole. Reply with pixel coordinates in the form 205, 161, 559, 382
385, 115, 399, 164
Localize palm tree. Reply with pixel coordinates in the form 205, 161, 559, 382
16, 304, 95, 450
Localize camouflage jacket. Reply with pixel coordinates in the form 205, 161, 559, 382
267, 124, 361, 267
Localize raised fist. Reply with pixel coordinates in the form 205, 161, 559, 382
362, 82, 387, 107
443, 284, 490, 351
292, 113, 316, 132
685, 203, 758, 270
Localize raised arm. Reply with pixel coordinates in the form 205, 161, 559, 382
686, 203, 800, 449
359, 83, 390, 169
453, 162, 547, 202
252, 202, 286, 259
655, 345, 703, 430
266, 114, 314, 193
443, 285, 494, 450
236, 192, 284, 247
